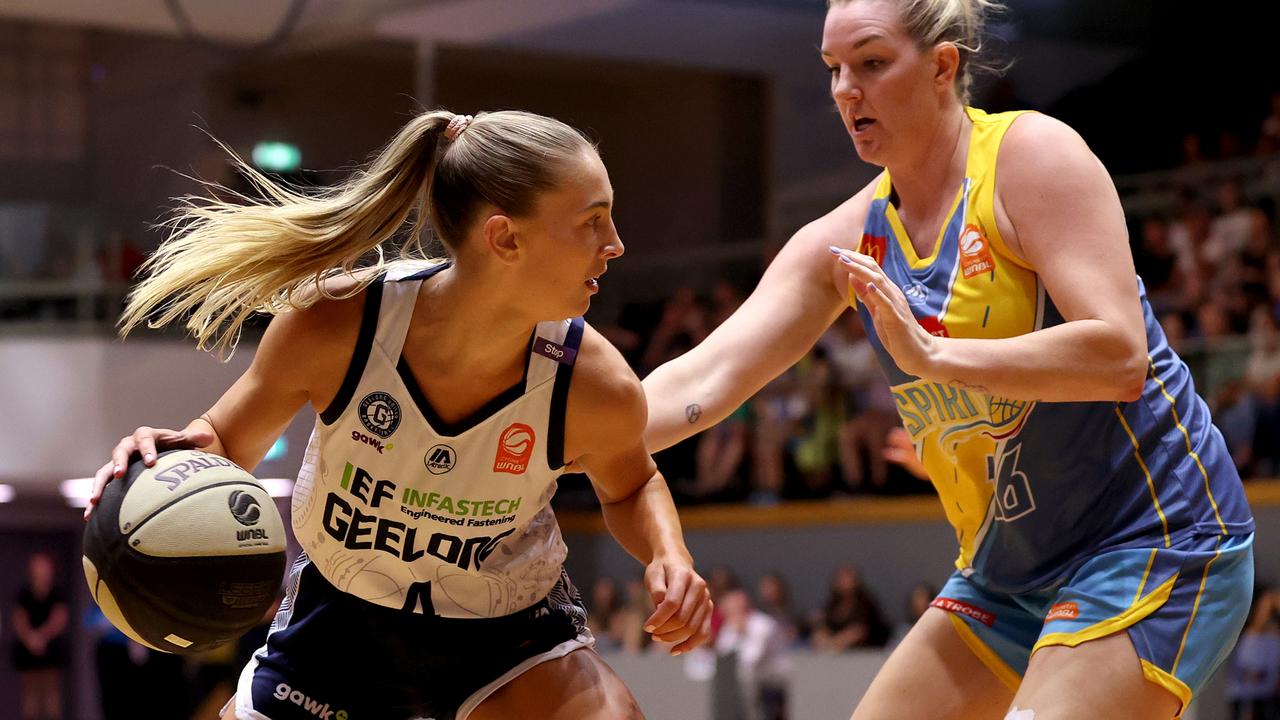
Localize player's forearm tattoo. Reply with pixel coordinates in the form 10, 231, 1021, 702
685, 403, 702, 424
947, 379, 991, 395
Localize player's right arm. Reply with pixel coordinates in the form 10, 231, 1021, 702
642, 185, 875, 452
88, 282, 365, 516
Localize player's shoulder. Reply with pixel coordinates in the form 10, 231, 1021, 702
1001, 112, 1094, 169
274, 268, 382, 338
565, 323, 646, 444
252, 269, 380, 384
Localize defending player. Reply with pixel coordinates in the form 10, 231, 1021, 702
641, 2, 1254, 718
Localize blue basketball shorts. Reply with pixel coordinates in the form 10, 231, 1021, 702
932, 532, 1253, 715
229, 557, 593, 720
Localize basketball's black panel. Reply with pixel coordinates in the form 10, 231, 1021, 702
107, 549, 286, 652
82, 468, 127, 576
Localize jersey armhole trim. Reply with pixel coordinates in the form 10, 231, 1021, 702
982, 109, 1037, 272
319, 273, 386, 425
547, 317, 586, 471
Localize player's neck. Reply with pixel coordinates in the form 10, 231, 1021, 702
886, 104, 970, 213
408, 263, 539, 372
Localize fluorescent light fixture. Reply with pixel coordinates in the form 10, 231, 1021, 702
0, 484, 13, 503
60, 478, 94, 507
60, 476, 292, 505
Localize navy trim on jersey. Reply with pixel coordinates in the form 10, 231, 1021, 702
320, 273, 386, 425
397, 332, 537, 438
395, 260, 451, 283
547, 317, 585, 470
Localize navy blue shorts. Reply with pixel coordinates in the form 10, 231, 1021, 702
231, 557, 592, 720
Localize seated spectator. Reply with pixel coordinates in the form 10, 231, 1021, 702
1226, 586, 1280, 720
1247, 307, 1280, 476
586, 576, 624, 652
791, 348, 845, 497
820, 311, 903, 493
889, 582, 938, 648
686, 402, 750, 503
1260, 90, 1280, 155
1133, 216, 1190, 315
709, 279, 744, 327
749, 367, 803, 505
612, 577, 655, 654
1206, 180, 1260, 266
716, 589, 793, 720
1161, 311, 1191, 355
756, 572, 807, 646
811, 565, 889, 651
1214, 379, 1258, 475
641, 285, 709, 373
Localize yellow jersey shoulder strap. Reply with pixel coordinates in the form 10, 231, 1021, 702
965, 106, 1034, 270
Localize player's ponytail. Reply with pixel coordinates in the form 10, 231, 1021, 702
120, 109, 593, 354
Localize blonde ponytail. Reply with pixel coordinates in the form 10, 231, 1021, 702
121, 108, 592, 354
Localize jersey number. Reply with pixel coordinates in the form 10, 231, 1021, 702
988, 444, 1036, 522
402, 580, 435, 615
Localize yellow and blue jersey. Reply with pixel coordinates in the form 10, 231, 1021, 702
855, 107, 1255, 594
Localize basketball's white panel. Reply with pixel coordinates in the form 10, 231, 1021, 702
128, 484, 286, 557
84, 556, 163, 652
118, 450, 259, 534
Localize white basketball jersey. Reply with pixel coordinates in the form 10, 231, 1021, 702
289, 263, 584, 619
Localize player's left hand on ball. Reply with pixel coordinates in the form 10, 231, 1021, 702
642, 557, 713, 655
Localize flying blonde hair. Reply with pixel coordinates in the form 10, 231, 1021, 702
120, 109, 594, 354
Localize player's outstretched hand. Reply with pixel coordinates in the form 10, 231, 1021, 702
85, 425, 216, 520
642, 558, 713, 655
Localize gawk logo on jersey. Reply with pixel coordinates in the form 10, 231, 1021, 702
494, 423, 536, 474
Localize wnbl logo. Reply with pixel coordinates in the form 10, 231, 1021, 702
424, 444, 456, 475
229, 491, 270, 541
228, 491, 261, 526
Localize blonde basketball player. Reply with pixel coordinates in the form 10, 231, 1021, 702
88, 110, 712, 720
642, 1, 1254, 719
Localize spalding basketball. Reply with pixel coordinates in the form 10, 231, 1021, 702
83, 449, 287, 654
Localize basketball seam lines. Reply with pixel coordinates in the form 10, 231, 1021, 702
125, 480, 272, 537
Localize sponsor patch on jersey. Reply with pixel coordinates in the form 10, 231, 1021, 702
904, 281, 930, 306
1046, 602, 1079, 622
534, 336, 577, 365
931, 596, 996, 627
858, 232, 888, 265
358, 392, 401, 439
424, 444, 456, 475
916, 315, 950, 337
959, 224, 996, 279
494, 423, 536, 474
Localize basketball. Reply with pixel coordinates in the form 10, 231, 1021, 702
82, 449, 287, 655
